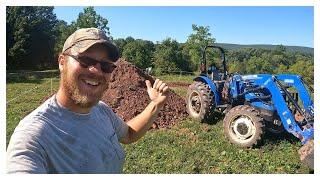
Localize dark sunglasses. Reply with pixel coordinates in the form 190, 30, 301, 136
63, 54, 117, 73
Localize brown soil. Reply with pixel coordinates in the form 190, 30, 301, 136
298, 139, 314, 169
102, 59, 188, 129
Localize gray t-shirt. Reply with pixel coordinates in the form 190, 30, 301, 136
6, 95, 129, 174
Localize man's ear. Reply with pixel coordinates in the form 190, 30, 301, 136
58, 54, 66, 72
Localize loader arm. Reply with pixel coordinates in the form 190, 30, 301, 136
241, 74, 313, 144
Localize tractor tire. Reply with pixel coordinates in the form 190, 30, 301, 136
223, 105, 265, 148
186, 81, 215, 122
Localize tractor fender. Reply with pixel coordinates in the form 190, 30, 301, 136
193, 76, 220, 106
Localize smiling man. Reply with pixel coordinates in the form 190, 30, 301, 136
6, 28, 169, 173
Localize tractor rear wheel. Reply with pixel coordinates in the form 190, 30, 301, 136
186, 81, 214, 122
223, 105, 265, 148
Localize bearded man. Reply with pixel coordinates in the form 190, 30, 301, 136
6, 28, 169, 174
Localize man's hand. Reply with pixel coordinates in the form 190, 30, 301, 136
145, 79, 169, 107
121, 79, 169, 144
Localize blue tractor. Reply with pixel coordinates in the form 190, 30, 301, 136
186, 45, 314, 168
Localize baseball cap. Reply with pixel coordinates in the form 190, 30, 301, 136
62, 28, 119, 61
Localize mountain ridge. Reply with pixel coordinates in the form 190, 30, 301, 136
214, 43, 313, 54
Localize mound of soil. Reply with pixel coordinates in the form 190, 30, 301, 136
102, 59, 188, 129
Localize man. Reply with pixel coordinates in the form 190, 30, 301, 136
6, 28, 169, 173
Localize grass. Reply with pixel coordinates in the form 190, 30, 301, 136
6, 74, 311, 173
156, 74, 194, 84
123, 118, 309, 173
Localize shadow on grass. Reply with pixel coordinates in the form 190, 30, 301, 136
203, 111, 224, 125
263, 130, 300, 146
7, 71, 60, 84
7, 76, 44, 84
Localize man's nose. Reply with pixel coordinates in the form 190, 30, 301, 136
88, 63, 103, 74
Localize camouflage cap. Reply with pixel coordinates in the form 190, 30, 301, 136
62, 27, 119, 61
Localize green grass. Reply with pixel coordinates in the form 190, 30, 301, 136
156, 74, 194, 84
123, 118, 309, 173
170, 87, 187, 98
6, 74, 311, 173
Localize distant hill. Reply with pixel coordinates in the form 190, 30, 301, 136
214, 43, 313, 54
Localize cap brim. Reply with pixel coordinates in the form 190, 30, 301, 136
76, 39, 120, 61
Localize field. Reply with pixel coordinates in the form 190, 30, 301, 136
6, 73, 311, 173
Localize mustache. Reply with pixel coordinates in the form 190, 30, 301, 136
79, 73, 106, 83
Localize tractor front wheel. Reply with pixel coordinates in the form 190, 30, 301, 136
186, 81, 214, 122
223, 105, 265, 148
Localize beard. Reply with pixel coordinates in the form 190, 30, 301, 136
61, 67, 108, 108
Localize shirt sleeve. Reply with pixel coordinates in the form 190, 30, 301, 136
6, 130, 48, 174
99, 101, 129, 141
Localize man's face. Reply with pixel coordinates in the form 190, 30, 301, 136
60, 44, 114, 108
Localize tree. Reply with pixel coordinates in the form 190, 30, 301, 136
153, 38, 184, 74
114, 36, 136, 57
275, 44, 286, 54
71, 7, 110, 36
53, 20, 73, 55
275, 64, 289, 74
228, 60, 246, 74
288, 59, 314, 85
53, 6, 112, 63
7, 7, 29, 70
182, 24, 216, 71
7, 6, 58, 70
113, 38, 127, 57
122, 39, 155, 69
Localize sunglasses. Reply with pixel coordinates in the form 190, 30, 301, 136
63, 54, 117, 73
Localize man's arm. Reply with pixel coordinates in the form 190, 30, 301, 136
7, 131, 48, 173
120, 79, 169, 144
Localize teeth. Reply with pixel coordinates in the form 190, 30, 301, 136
84, 80, 99, 86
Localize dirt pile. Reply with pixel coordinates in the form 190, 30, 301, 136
102, 59, 188, 129
298, 139, 314, 169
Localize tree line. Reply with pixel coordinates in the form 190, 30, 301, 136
6, 6, 314, 85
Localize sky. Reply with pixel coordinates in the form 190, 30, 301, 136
53, 6, 313, 48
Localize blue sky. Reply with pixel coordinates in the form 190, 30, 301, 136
53, 6, 314, 47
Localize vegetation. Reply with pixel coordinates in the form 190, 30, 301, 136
121, 39, 155, 69
6, 7, 58, 70
215, 43, 314, 54
123, 118, 309, 173
6, 6, 110, 70
226, 46, 314, 85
